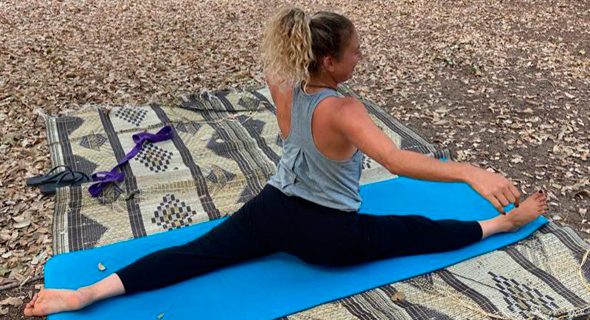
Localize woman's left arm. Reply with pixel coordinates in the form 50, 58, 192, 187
334, 98, 520, 214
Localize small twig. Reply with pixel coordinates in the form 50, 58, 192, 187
0, 275, 43, 292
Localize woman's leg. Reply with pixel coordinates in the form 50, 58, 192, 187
25, 196, 276, 317
24, 274, 124, 317
117, 202, 275, 293
357, 191, 547, 262
358, 215, 482, 261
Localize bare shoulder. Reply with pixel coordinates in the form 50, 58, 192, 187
338, 96, 365, 112
319, 96, 364, 112
323, 96, 369, 125
311, 96, 371, 141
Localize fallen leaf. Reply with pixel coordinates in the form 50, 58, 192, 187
13, 220, 31, 229
0, 297, 23, 307
390, 292, 405, 302
510, 155, 524, 164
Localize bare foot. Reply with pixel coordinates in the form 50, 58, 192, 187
23, 288, 92, 317
505, 191, 547, 232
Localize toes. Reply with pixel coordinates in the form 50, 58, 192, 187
539, 205, 548, 214
26, 294, 38, 309
533, 191, 547, 203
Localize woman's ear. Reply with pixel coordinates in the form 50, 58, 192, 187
322, 55, 336, 73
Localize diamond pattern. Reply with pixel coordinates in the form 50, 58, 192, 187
135, 143, 173, 173
152, 194, 197, 230
114, 107, 147, 127
489, 271, 560, 315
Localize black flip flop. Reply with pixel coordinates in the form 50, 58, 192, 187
26, 165, 76, 186
40, 171, 92, 195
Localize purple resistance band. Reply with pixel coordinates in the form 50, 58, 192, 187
88, 125, 174, 197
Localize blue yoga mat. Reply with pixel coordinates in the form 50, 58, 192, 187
46, 177, 548, 320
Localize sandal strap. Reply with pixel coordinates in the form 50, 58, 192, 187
55, 170, 77, 185
45, 165, 74, 177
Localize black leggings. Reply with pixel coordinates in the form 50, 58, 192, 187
116, 184, 482, 294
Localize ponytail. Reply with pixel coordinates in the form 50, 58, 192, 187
261, 7, 314, 87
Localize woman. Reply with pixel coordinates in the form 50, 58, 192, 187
24, 8, 546, 317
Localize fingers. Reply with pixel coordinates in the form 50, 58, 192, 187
491, 181, 520, 213
503, 188, 517, 204
509, 183, 521, 207
492, 185, 511, 212
488, 195, 505, 214
496, 192, 510, 208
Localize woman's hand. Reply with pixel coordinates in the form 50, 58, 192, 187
464, 166, 521, 214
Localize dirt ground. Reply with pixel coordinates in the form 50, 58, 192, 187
0, 0, 588, 319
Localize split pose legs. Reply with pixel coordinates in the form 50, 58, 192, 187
24, 186, 547, 317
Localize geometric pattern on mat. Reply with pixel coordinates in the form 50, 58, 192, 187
135, 143, 174, 173
114, 106, 147, 127
152, 194, 198, 230
79, 134, 108, 150
40, 84, 590, 320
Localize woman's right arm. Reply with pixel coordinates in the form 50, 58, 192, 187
333, 98, 520, 213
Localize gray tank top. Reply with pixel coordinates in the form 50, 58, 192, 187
267, 83, 363, 212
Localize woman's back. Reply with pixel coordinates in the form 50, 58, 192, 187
267, 84, 363, 212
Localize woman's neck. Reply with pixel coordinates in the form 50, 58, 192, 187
306, 73, 338, 90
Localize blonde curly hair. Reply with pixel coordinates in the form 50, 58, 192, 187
261, 7, 355, 87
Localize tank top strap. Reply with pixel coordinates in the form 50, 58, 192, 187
289, 84, 342, 145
